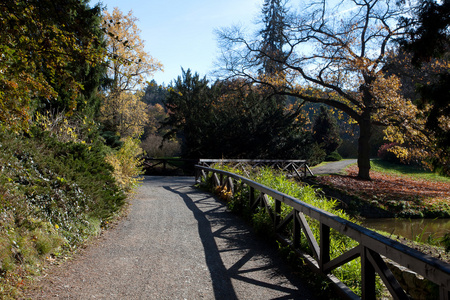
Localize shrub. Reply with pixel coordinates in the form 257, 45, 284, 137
325, 151, 342, 161
0, 127, 127, 297
307, 142, 327, 166
105, 137, 145, 193
140, 134, 180, 158
377, 143, 402, 163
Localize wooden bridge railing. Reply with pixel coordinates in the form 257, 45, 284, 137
143, 158, 197, 175
198, 159, 314, 179
195, 165, 450, 300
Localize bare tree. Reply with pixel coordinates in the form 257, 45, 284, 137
217, 0, 416, 180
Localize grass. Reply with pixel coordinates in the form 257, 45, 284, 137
370, 159, 450, 183
314, 159, 450, 218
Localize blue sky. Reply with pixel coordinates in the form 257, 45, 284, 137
96, 0, 264, 85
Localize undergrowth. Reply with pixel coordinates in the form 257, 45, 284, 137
0, 127, 128, 298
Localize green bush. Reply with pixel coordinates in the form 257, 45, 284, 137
325, 151, 342, 161
105, 137, 145, 193
307, 142, 327, 166
0, 127, 127, 297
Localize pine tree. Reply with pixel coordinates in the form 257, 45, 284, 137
259, 0, 288, 77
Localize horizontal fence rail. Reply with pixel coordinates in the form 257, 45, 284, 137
195, 165, 450, 300
198, 159, 314, 179
143, 158, 197, 175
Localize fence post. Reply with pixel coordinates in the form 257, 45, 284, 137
249, 186, 255, 210
361, 247, 376, 300
319, 223, 330, 271
275, 199, 281, 227
293, 210, 301, 249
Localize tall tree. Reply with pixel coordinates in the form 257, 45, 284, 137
102, 7, 162, 93
217, 0, 421, 180
162, 69, 216, 158
259, 0, 288, 77
99, 91, 148, 138
100, 7, 162, 137
399, 0, 450, 174
163, 69, 309, 159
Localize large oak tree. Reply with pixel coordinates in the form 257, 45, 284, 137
217, 0, 424, 180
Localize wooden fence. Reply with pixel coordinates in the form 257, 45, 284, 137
195, 165, 450, 300
143, 158, 197, 175
198, 159, 314, 179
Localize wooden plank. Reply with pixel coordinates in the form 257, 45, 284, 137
262, 194, 275, 222
361, 247, 376, 300
194, 165, 450, 292
293, 209, 301, 249
276, 207, 293, 232
320, 223, 331, 271
366, 249, 409, 300
298, 211, 320, 260
275, 199, 281, 226
323, 245, 362, 274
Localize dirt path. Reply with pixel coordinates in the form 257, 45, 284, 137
310, 159, 357, 175
26, 176, 318, 299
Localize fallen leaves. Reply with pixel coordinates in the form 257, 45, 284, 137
315, 165, 450, 217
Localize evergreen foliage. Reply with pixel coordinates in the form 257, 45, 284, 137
399, 0, 450, 175
163, 69, 311, 159
0, 0, 105, 130
259, 0, 288, 76
0, 127, 126, 297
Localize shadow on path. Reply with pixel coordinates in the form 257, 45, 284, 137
164, 185, 315, 300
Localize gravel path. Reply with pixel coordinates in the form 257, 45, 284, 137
310, 159, 357, 175
26, 176, 318, 299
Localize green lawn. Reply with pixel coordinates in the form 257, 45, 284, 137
369, 159, 450, 183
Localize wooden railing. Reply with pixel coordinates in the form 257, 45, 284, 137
143, 158, 197, 175
198, 159, 314, 179
195, 165, 450, 300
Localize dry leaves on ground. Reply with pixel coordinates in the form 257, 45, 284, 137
315, 165, 450, 217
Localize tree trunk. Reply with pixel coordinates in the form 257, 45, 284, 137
358, 110, 372, 180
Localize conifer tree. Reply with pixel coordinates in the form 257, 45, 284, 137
259, 0, 288, 77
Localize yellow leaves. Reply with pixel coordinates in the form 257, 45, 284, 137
102, 7, 162, 92
438, 115, 450, 132
105, 137, 144, 193
100, 91, 149, 138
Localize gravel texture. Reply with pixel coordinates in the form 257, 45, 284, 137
26, 176, 318, 299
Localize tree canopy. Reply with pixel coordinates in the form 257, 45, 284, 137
100, 7, 162, 138
163, 69, 310, 159
217, 0, 432, 180
0, 0, 105, 131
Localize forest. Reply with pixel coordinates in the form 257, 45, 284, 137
0, 0, 449, 297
